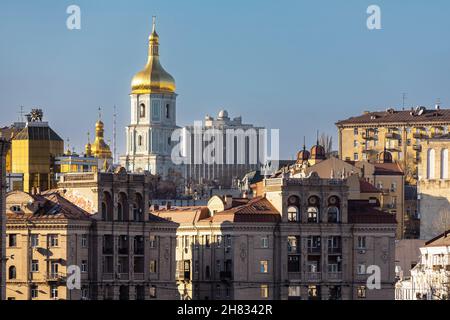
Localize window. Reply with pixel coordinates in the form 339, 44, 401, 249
48, 234, 59, 247
194, 260, 199, 273
31, 286, 38, 299
31, 234, 39, 247
427, 149, 436, 179
149, 235, 157, 248
9, 234, 17, 247
357, 286, 366, 298
216, 235, 222, 248
441, 149, 449, 179
260, 285, 269, 298
260, 260, 269, 273
287, 236, 299, 253
288, 255, 300, 272
216, 285, 221, 299
216, 260, 222, 272
205, 235, 211, 248
225, 235, 232, 248
407, 139, 411, 146
357, 264, 366, 274
307, 207, 319, 223
31, 260, 39, 273
151, 100, 161, 121
81, 287, 89, 300
138, 135, 143, 146
287, 206, 299, 222
261, 236, 269, 248
8, 266, 16, 279
150, 260, 157, 273
391, 182, 397, 192
140, 104, 146, 118
50, 261, 59, 275
50, 286, 58, 299
81, 234, 88, 248
165, 104, 170, 119
353, 140, 358, 147
307, 236, 321, 252
353, 153, 359, 161
357, 236, 367, 249
327, 207, 339, 223
308, 285, 320, 300
81, 260, 88, 273
288, 286, 301, 300
150, 286, 157, 299
354, 128, 358, 136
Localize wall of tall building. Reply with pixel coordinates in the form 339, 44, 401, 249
0, 138, 10, 300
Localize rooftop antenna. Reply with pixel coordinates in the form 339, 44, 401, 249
18, 106, 25, 122
113, 105, 117, 164
402, 93, 407, 110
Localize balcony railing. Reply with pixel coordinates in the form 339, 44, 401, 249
46, 273, 66, 283
307, 247, 321, 254
220, 271, 233, 281
306, 272, 322, 281
386, 132, 400, 140
328, 272, 343, 280
328, 247, 342, 254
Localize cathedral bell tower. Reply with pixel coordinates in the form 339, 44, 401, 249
120, 17, 178, 177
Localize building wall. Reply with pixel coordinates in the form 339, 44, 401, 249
0, 139, 10, 300
418, 138, 450, 240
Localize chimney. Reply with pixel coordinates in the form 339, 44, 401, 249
224, 195, 233, 210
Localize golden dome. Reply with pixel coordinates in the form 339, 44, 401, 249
131, 18, 176, 94
91, 120, 112, 159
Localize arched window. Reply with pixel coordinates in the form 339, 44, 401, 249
287, 206, 299, 222
117, 203, 123, 221
441, 149, 449, 179
101, 202, 107, 220
307, 196, 320, 223
427, 149, 435, 179
166, 104, 170, 119
9, 266, 16, 279
140, 104, 146, 118
138, 135, 143, 147
327, 196, 340, 223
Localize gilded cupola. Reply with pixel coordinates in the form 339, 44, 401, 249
89, 119, 112, 160
131, 17, 176, 94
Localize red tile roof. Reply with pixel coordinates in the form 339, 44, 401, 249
336, 108, 450, 126
348, 200, 397, 224
359, 179, 381, 193
373, 163, 404, 176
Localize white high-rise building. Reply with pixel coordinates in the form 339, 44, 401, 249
121, 18, 179, 177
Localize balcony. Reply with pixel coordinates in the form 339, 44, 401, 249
328, 247, 342, 254
46, 273, 66, 283
328, 272, 343, 281
176, 271, 191, 281
386, 132, 400, 140
306, 272, 322, 281
220, 271, 233, 281
307, 247, 321, 254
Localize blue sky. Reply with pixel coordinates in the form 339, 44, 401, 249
1, 0, 450, 159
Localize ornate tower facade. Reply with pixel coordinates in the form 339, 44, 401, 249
0, 138, 10, 300
121, 19, 178, 177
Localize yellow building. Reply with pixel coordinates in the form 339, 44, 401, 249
1, 138, 10, 300
5, 191, 92, 300
336, 106, 450, 183
10, 109, 64, 193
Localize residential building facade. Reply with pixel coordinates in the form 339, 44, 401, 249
336, 106, 450, 184
418, 134, 450, 240
0, 138, 10, 300
395, 231, 450, 300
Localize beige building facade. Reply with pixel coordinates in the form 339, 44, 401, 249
418, 134, 450, 240
152, 173, 397, 300
1, 138, 10, 300
336, 106, 450, 184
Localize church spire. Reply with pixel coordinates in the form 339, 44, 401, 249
149, 16, 159, 57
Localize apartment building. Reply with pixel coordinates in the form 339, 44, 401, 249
336, 106, 450, 184
150, 172, 397, 300
418, 134, 450, 240
0, 138, 10, 300
395, 230, 450, 300
5, 169, 178, 300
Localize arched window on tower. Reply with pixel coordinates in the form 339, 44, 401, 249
441, 149, 449, 179
138, 135, 143, 147
166, 104, 170, 119
427, 149, 435, 179
140, 104, 146, 118
9, 266, 16, 279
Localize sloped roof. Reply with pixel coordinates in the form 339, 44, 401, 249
425, 230, 450, 247
373, 162, 404, 176
6, 190, 91, 221
359, 179, 381, 193
203, 197, 281, 223
348, 200, 397, 224
336, 108, 450, 126
14, 125, 63, 141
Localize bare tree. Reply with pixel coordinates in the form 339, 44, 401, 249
319, 133, 333, 157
